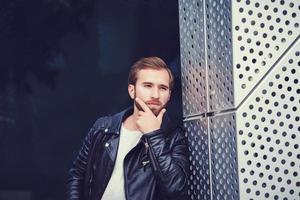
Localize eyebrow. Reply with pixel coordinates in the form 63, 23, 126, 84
142, 82, 169, 89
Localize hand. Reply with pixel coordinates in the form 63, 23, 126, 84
135, 98, 166, 134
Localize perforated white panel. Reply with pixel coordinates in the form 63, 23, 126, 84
232, 0, 300, 106
236, 39, 300, 200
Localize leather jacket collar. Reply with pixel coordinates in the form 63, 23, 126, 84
105, 106, 171, 135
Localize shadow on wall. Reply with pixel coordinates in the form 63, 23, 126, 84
0, 0, 97, 144
0, 0, 181, 199
0, 0, 96, 91
0, 1, 98, 199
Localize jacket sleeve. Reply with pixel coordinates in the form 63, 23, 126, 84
143, 126, 189, 199
67, 127, 94, 200
67, 116, 108, 200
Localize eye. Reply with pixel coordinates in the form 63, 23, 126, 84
144, 84, 152, 88
160, 86, 168, 91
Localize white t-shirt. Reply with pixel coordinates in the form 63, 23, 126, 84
101, 124, 142, 200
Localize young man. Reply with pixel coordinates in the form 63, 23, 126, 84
68, 57, 189, 200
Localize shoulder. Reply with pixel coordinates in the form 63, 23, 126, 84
166, 120, 185, 135
83, 115, 113, 144
166, 122, 188, 147
90, 115, 113, 133
157, 123, 186, 144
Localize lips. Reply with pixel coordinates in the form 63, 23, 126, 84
146, 101, 161, 106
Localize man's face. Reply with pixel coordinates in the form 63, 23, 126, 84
128, 68, 171, 116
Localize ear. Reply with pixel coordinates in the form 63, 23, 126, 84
128, 84, 135, 99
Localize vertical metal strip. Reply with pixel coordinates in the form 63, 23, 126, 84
229, 1, 242, 199
202, 1, 213, 200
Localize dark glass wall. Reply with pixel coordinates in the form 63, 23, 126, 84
0, 0, 181, 199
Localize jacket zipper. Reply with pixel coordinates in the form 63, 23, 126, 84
145, 138, 159, 172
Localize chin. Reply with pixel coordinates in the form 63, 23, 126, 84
150, 108, 161, 116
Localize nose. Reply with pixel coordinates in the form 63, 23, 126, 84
151, 87, 160, 98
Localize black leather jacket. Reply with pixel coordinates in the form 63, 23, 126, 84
68, 107, 189, 200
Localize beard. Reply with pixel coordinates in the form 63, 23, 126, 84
134, 89, 166, 116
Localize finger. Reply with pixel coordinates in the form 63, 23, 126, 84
138, 111, 143, 116
157, 108, 166, 121
135, 98, 151, 113
135, 99, 144, 111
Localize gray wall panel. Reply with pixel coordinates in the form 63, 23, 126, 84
210, 113, 239, 200
184, 118, 210, 200
179, 0, 207, 117
206, 0, 234, 112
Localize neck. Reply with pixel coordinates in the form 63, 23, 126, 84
123, 106, 139, 131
